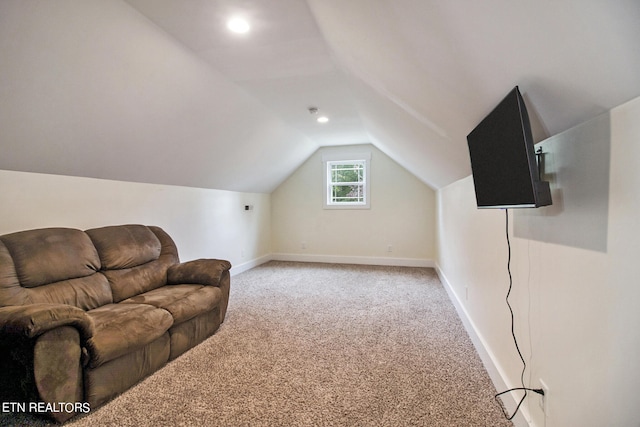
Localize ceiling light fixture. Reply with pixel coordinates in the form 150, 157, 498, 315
308, 107, 329, 124
227, 17, 250, 34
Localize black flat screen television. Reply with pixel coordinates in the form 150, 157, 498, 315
466, 86, 552, 209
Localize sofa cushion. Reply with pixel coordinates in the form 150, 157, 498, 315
0, 229, 112, 310
99, 257, 176, 303
85, 225, 178, 302
22, 274, 113, 310
85, 303, 173, 369
86, 225, 161, 270
0, 228, 100, 288
121, 285, 222, 325
147, 226, 180, 264
1, 274, 113, 310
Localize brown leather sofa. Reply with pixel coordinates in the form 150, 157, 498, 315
0, 224, 231, 423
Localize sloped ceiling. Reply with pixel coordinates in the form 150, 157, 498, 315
2, 0, 640, 192
125, 0, 369, 146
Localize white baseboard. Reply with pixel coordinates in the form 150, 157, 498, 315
229, 254, 273, 276
271, 253, 435, 268
435, 263, 531, 427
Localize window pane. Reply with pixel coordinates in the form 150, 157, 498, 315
331, 185, 364, 203
330, 162, 364, 184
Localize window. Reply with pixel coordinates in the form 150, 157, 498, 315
328, 160, 366, 204
323, 152, 371, 209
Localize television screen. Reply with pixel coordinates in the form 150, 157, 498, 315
466, 86, 551, 208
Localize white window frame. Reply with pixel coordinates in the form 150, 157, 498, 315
322, 151, 371, 209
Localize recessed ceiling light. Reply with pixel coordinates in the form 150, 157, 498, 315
227, 17, 250, 34
308, 106, 328, 123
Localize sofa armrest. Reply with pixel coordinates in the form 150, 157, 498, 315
0, 303, 94, 341
167, 258, 232, 287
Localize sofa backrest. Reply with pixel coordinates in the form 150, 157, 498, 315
85, 225, 179, 302
0, 224, 182, 309
0, 228, 113, 310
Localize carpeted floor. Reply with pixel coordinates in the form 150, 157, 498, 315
2, 261, 512, 427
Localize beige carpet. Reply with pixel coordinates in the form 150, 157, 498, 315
2, 261, 512, 427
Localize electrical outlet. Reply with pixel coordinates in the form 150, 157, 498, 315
301, 241, 306, 250
539, 379, 550, 417
387, 245, 393, 252
465, 286, 469, 300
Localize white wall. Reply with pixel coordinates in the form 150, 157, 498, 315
436, 95, 640, 427
0, 170, 271, 275
271, 144, 436, 266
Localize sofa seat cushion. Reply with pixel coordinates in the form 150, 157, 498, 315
120, 285, 222, 325
85, 303, 173, 369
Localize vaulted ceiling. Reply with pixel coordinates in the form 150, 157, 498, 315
2, 0, 640, 192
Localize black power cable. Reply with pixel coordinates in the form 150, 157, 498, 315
495, 209, 544, 420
